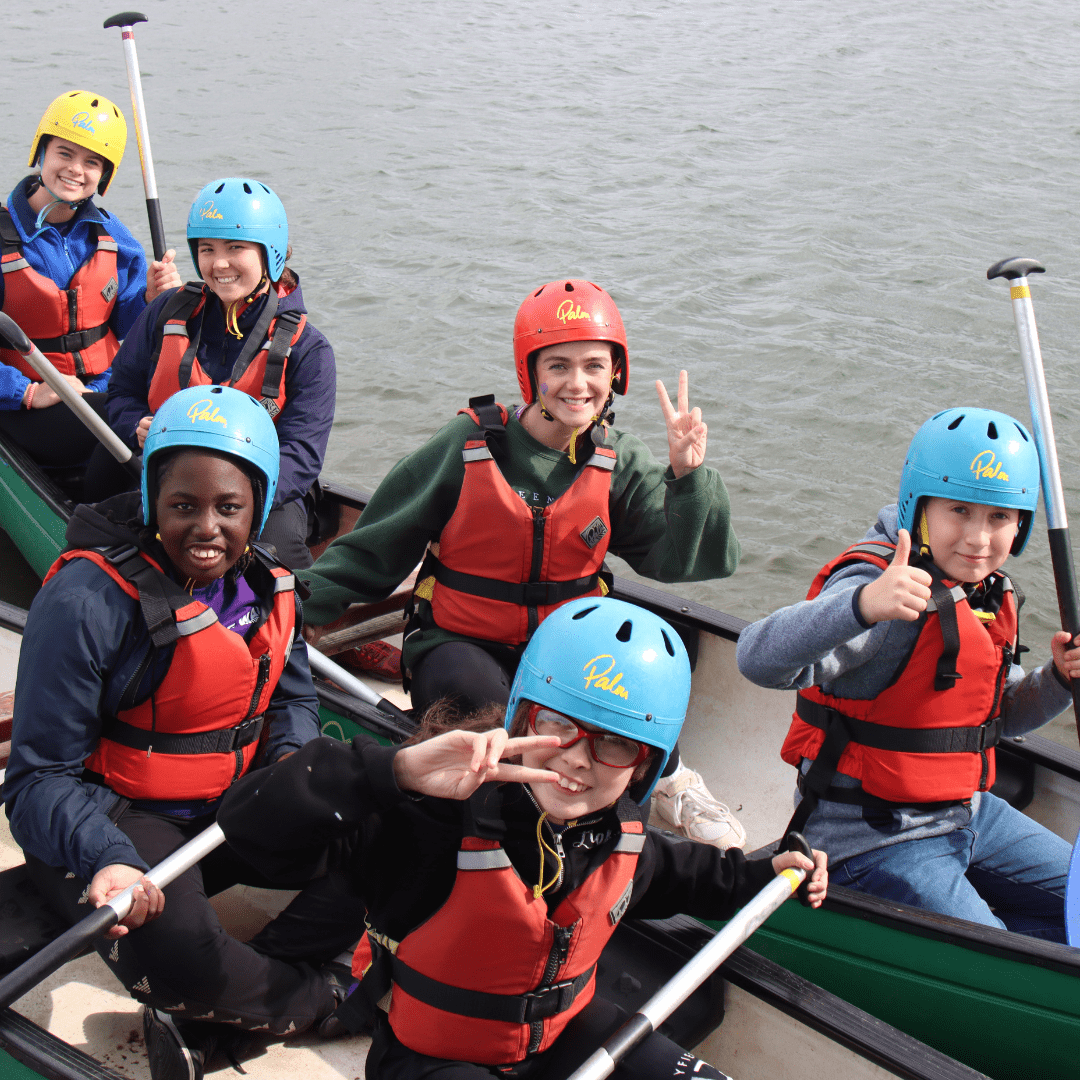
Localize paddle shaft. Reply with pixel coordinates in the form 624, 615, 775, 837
104, 13, 166, 260
0, 823, 224, 1010
0, 313, 138, 477
307, 644, 413, 725
987, 258, 1080, 742
567, 867, 805, 1080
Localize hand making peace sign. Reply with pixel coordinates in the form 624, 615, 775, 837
655, 370, 707, 479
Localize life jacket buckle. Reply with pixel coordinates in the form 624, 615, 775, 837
520, 977, 579, 1022
522, 582, 549, 608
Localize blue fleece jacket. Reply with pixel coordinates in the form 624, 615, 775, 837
0, 176, 149, 410
3, 496, 322, 881
104, 279, 336, 508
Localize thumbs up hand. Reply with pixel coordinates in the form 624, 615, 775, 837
857, 529, 933, 625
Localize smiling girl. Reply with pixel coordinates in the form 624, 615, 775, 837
218, 597, 827, 1079
0, 91, 180, 476
737, 407, 1080, 941
103, 177, 337, 568
302, 279, 746, 848
5, 385, 355, 1080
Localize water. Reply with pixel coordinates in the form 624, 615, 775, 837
5, 0, 1080, 746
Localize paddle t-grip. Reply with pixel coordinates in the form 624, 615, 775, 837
987, 258, 1045, 281
103, 11, 147, 28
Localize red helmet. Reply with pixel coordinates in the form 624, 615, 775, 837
512, 280, 628, 404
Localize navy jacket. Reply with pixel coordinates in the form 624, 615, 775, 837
3, 495, 322, 882
105, 279, 336, 507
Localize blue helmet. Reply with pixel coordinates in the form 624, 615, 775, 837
186, 178, 289, 282
898, 407, 1041, 555
142, 385, 280, 532
505, 597, 691, 803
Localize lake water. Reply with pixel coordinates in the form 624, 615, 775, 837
5, 0, 1080, 746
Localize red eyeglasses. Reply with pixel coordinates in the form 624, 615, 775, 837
527, 702, 650, 769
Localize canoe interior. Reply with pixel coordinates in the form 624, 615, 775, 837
0, 430, 1069, 1078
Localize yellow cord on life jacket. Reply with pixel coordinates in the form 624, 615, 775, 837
223, 275, 270, 340
534, 811, 563, 899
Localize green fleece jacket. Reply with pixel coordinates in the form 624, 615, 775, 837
301, 412, 739, 674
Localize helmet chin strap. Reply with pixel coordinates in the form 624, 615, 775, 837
916, 507, 933, 560
29, 176, 90, 237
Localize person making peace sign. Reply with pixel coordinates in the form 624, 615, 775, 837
301, 279, 746, 848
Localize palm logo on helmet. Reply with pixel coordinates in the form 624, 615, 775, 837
29, 91, 127, 195
186, 178, 289, 282
897, 407, 1041, 555
505, 596, 690, 803
142, 385, 280, 533
512, 280, 629, 405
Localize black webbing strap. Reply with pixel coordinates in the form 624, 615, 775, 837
227, 288, 279, 386
390, 955, 594, 1025
431, 557, 598, 607
0, 207, 22, 252
257, 308, 301, 414
931, 576, 963, 691
795, 772, 965, 812
31, 323, 110, 354
155, 283, 206, 389
98, 714, 263, 755
467, 393, 508, 461
794, 697, 1002, 756
101, 544, 199, 648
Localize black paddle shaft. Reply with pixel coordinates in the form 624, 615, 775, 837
0, 905, 117, 1011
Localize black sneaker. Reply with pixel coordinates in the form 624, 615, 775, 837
142, 1006, 220, 1080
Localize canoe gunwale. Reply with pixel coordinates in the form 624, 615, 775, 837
0, 1006, 122, 1080
816, 882, 1080, 978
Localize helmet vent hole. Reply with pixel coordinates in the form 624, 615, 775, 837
564, 282, 575, 291
90, 98, 99, 108
1014, 423, 1030, 441
210, 386, 223, 394
534, 287, 545, 297
571, 605, 599, 620
616, 620, 633, 642
947, 415, 964, 430
215, 183, 225, 193
243, 182, 252, 194
259, 183, 270, 193
661, 630, 675, 656
987, 421, 999, 439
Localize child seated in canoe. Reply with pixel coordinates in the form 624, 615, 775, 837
0, 91, 179, 477
218, 596, 827, 1079
301, 278, 746, 848
102, 177, 337, 568
736, 407, 1080, 941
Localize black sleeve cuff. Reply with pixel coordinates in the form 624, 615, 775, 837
1052, 662, 1073, 692
852, 584, 873, 630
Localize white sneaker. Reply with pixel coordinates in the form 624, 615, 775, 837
651, 763, 747, 850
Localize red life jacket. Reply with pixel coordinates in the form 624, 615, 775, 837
0, 206, 120, 379
43, 543, 296, 801
781, 541, 1018, 805
355, 803, 645, 1064
146, 281, 305, 419
423, 397, 616, 646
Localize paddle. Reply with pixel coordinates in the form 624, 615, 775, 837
306, 643, 414, 728
567, 834, 814, 1080
103, 12, 166, 260
0, 312, 139, 479
0, 823, 225, 1011
987, 258, 1080, 741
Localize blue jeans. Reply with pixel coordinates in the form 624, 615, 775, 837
831, 792, 1070, 942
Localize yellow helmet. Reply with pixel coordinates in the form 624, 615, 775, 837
29, 91, 128, 196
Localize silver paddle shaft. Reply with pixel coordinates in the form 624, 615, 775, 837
105, 824, 225, 920
118, 25, 159, 201
568, 867, 805, 1080
0, 312, 132, 465
1008, 275, 1068, 529
308, 644, 385, 709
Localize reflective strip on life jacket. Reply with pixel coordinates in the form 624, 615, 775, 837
383, 815, 644, 1064
781, 541, 1017, 805
0, 207, 119, 379
426, 401, 616, 646
146, 282, 306, 420
45, 545, 296, 801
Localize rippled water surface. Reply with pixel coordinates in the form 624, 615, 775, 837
6, 1, 1080, 745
